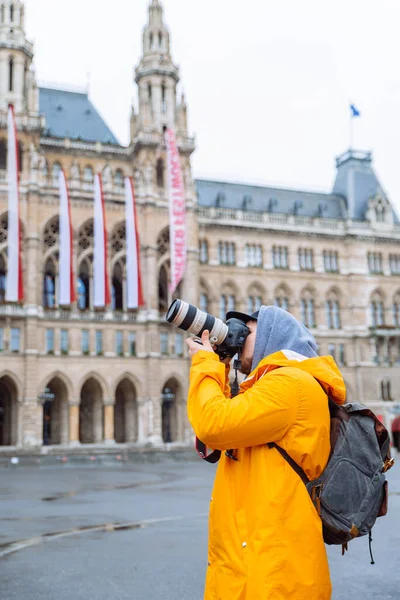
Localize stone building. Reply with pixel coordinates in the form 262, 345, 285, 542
0, 0, 399, 450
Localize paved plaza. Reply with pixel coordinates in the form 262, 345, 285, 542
0, 451, 399, 600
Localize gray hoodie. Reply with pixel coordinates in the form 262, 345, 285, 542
251, 305, 318, 371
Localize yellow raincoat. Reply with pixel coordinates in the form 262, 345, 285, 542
188, 349, 346, 600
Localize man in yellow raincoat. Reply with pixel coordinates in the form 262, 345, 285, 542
186, 305, 346, 600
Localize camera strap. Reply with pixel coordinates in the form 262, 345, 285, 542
195, 354, 243, 464
195, 438, 221, 463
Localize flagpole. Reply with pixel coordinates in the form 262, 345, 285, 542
349, 114, 353, 150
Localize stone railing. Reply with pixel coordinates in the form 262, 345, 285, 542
41, 310, 137, 323
0, 113, 45, 131
197, 207, 400, 237
0, 304, 26, 317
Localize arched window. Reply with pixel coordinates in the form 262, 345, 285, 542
219, 295, 227, 320
381, 379, 392, 402
200, 293, 208, 313
148, 83, 152, 101
83, 166, 94, 190
392, 293, 400, 326
247, 295, 262, 314
112, 262, 124, 311
0, 254, 6, 303
156, 159, 164, 188
227, 295, 236, 312
43, 258, 56, 308
158, 263, 169, 314
157, 227, 169, 260
0, 140, 6, 171
77, 259, 91, 311
300, 291, 316, 328
52, 162, 61, 187
161, 83, 167, 114
18, 142, 23, 173
159, 32, 163, 47
10, 3, 14, 22
114, 169, 124, 189
218, 242, 236, 265
149, 32, 154, 49
325, 298, 341, 329
199, 240, 208, 264
274, 293, 289, 312
9, 57, 14, 92
370, 292, 385, 326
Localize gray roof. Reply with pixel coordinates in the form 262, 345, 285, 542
333, 150, 398, 222
195, 179, 347, 219
39, 87, 120, 145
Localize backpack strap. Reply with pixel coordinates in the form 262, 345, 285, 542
267, 442, 309, 485
268, 378, 330, 485
195, 437, 222, 463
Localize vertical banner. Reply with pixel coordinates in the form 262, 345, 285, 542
125, 177, 144, 309
93, 173, 110, 308
6, 104, 23, 303
165, 127, 186, 294
59, 170, 75, 306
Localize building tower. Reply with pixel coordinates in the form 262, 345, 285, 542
132, 0, 197, 314
134, 0, 180, 133
0, 0, 38, 113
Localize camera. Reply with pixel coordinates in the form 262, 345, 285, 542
166, 299, 250, 360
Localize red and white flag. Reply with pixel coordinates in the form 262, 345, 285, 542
93, 173, 110, 308
125, 177, 144, 309
165, 127, 186, 294
58, 169, 75, 306
6, 104, 23, 303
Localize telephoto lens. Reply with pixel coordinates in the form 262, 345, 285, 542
166, 299, 250, 360
166, 299, 228, 345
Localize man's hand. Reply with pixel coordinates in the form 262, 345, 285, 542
185, 330, 215, 359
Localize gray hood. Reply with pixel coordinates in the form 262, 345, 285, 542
251, 306, 318, 371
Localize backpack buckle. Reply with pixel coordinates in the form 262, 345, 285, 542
383, 458, 395, 473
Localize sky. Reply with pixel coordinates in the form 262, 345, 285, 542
25, 0, 400, 212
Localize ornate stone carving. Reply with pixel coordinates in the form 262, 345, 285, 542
111, 223, 126, 257
78, 221, 94, 256
43, 216, 59, 251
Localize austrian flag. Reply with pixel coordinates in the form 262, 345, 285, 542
93, 173, 110, 308
6, 104, 23, 303
58, 169, 75, 306
125, 177, 144, 309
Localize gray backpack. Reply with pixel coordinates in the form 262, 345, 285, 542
269, 396, 394, 562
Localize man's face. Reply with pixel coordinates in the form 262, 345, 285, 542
239, 320, 258, 375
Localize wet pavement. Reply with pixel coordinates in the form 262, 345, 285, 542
1, 451, 399, 599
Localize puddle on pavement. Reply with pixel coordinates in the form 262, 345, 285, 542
0, 513, 206, 559
40, 472, 181, 502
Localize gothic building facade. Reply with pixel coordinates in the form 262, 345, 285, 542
0, 0, 399, 450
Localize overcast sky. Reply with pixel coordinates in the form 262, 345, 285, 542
25, 0, 400, 213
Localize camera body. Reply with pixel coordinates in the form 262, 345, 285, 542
166, 299, 250, 359
215, 318, 250, 359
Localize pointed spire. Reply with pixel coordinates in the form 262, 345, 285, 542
149, 0, 163, 27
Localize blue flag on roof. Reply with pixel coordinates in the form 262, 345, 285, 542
350, 104, 361, 118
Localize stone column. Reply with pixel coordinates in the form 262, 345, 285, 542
68, 400, 80, 445
104, 400, 115, 443
143, 245, 158, 312
136, 398, 147, 442
150, 396, 163, 444
182, 247, 199, 308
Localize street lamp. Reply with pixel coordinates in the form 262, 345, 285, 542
161, 387, 175, 443
38, 387, 55, 446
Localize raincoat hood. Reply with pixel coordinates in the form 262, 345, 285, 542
244, 348, 346, 406
252, 305, 318, 371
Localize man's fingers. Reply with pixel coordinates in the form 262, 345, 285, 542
201, 329, 210, 343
